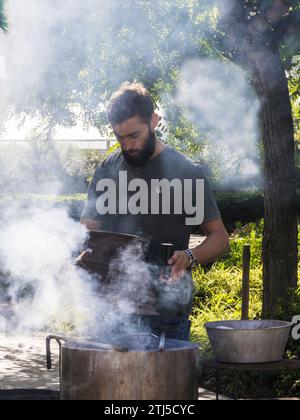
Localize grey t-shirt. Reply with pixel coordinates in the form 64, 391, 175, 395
82, 145, 220, 316
82, 145, 220, 250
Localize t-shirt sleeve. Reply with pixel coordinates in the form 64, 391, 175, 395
81, 164, 104, 220
195, 165, 221, 224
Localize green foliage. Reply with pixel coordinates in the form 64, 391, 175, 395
0, 0, 222, 163
222, 220, 263, 268
0, 192, 86, 223
48, 306, 95, 336
1, 0, 299, 188
58, 146, 102, 184
191, 219, 300, 398
2, 0, 216, 126
0, 193, 86, 205
0, 141, 102, 193
288, 55, 300, 141
190, 221, 264, 349
191, 265, 263, 346
105, 142, 120, 159
0, 0, 7, 32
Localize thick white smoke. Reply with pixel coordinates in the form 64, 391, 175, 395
0, 0, 261, 186
0, 204, 164, 336
176, 58, 261, 185
0, 206, 96, 332
0, 1, 260, 337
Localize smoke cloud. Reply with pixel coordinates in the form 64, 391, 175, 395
175, 58, 261, 186
0, 0, 261, 185
0, 203, 173, 337
0, 0, 260, 337
0, 206, 95, 333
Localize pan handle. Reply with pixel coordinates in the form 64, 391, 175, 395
46, 335, 66, 370
159, 332, 166, 352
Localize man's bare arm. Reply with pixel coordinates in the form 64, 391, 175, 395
192, 217, 230, 264
80, 218, 102, 231
168, 217, 229, 280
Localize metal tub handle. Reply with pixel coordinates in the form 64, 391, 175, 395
46, 335, 66, 370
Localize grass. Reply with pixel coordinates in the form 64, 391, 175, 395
191, 220, 300, 398
190, 265, 263, 351
190, 220, 264, 348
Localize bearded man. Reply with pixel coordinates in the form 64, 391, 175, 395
81, 82, 229, 340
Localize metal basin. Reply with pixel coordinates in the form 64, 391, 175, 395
205, 320, 292, 364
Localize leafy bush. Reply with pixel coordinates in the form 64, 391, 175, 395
223, 220, 263, 268
191, 268, 263, 354
191, 219, 300, 398
0, 193, 86, 221
0, 141, 103, 194
58, 146, 103, 185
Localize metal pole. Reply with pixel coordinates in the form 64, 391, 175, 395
242, 244, 251, 320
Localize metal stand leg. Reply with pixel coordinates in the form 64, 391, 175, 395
216, 369, 220, 400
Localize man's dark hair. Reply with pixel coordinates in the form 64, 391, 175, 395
107, 82, 155, 126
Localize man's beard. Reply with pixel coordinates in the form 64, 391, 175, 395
122, 130, 156, 167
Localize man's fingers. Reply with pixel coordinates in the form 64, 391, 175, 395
168, 267, 185, 283
166, 251, 190, 283
168, 251, 180, 265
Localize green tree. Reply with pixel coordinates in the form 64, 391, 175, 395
288, 55, 300, 142
0, 0, 7, 32
1, 0, 300, 316
216, 0, 300, 317
2, 0, 213, 128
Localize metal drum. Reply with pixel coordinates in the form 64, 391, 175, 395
47, 334, 199, 400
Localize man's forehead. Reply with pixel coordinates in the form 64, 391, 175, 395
113, 116, 147, 136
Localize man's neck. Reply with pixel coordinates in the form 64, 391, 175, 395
150, 138, 166, 160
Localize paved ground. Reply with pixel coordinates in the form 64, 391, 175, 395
0, 333, 60, 391
189, 235, 206, 249
198, 388, 229, 400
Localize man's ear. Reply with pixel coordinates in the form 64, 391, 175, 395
151, 112, 160, 131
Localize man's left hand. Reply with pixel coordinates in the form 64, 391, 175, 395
168, 251, 190, 282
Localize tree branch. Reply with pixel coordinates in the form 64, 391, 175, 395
0, 0, 8, 32
264, 0, 291, 25
218, 0, 246, 30
217, 0, 249, 63
274, 8, 300, 41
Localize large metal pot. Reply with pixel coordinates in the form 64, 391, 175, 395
205, 320, 292, 364
75, 231, 175, 315
47, 334, 199, 400
76, 231, 174, 281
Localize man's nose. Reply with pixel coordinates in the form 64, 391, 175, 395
122, 138, 138, 151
